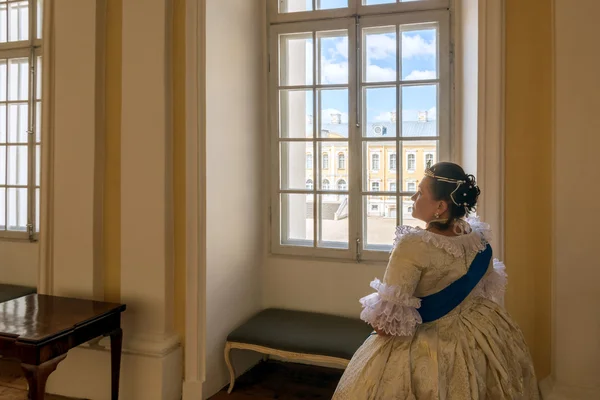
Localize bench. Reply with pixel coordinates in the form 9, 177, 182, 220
0, 284, 36, 303
224, 308, 373, 393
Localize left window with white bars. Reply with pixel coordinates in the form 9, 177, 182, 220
0, 0, 43, 240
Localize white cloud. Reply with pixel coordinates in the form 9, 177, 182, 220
366, 34, 396, 60
321, 61, 348, 84
402, 34, 436, 58
404, 70, 436, 80
366, 64, 396, 82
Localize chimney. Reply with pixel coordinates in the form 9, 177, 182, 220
331, 112, 342, 124
390, 111, 397, 123
307, 114, 313, 125
418, 111, 428, 122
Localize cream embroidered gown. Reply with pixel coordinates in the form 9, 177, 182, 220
333, 218, 539, 400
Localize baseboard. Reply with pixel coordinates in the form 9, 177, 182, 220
46, 343, 183, 400
182, 380, 203, 400
540, 376, 600, 400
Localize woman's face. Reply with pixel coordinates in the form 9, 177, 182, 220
410, 177, 447, 222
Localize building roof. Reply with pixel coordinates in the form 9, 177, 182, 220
314, 121, 437, 138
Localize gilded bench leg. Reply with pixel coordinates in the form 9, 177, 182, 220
224, 342, 236, 394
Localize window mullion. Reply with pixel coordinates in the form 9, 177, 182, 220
27, 47, 35, 239
349, 16, 361, 260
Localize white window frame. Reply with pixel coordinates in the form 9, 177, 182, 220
371, 152, 380, 171
406, 151, 416, 172
0, 0, 43, 241
406, 180, 416, 192
322, 152, 329, 170
337, 152, 345, 169
306, 152, 313, 169
424, 151, 434, 168
269, 4, 451, 261
389, 151, 397, 171
388, 180, 396, 192
337, 179, 347, 191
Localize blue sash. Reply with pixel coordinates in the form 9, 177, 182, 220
417, 244, 493, 323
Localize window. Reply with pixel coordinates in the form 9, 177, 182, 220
407, 153, 416, 172
306, 179, 313, 189
306, 153, 312, 169
270, 0, 450, 259
371, 153, 380, 171
389, 153, 396, 171
407, 181, 416, 192
338, 152, 345, 169
425, 152, 434, 168
322, 153, 329, 169
0, 0, 43, 240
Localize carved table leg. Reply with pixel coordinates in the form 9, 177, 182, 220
110, 328, 123, 400
21, 353, 67, 400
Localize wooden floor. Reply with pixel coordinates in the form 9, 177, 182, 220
209, 361, 343, 399
0, 358, 79, 400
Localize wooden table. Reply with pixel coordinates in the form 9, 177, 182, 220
0, 294, 126, 400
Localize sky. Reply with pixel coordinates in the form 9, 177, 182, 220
284, 0, 438, 126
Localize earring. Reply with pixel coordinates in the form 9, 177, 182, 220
434, 212, 440, 219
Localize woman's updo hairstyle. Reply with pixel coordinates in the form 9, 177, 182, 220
426, 162, 480, 230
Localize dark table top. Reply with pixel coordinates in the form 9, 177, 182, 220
0, 294, 126, 343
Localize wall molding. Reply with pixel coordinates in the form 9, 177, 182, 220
184, 0, 206, 398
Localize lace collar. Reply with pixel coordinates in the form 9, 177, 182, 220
393, 216, 492, 258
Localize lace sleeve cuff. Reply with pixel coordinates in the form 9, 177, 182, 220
359, 279, 423, 336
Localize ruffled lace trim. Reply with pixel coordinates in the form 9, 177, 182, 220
392, 216, 492, 258
472, 259, 507, 305
359, 279, 422, 336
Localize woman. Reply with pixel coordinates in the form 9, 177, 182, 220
333, 162, 539, 399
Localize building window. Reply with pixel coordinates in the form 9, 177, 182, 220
371, 153, 380, 171
0, 0, 43, 240
323, 153, 329, 169
407, 182, 416, 192
371, 204, 379, 212
270, 1, 450, 258
389, 153, 397, 171
425, 152, 434, 169
407, 153, 416, 172
306, 153, 312, 169
338, 153, 345, 169
337, 179, 347, 191
306, 179, 313, 190
390, 182, 397, 192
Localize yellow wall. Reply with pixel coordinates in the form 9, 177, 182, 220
104, 0, 122, 303
504, 0, 552, 379
103, 0, 186, 347
173, 0, 187, 349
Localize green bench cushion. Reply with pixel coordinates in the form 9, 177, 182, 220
227, 308, 373, 360
0, 284, 37, 304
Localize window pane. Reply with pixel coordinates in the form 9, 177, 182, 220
6, 145, 27, 185
37, 0, 43, 39
35, 187, 39, 232
36, 56, 42, 100
319, 141, 347, 191
363, 86, 396, 137
363, 26, 396, 83
35, 100, 41, 142
317, 0, 348, 10
280, 89, 313, 138
318, 88, 348, 137
0, 60, 6, 101
402, 25, 437, 81
401, 85, 437, 137
403, 140, 437, 180
0, 4, 7, 43
0, 187, 4, 229
281, 193, 314, 246
280, 32, 313, 86
281, 141, 313, 191
363, 0, 396, 5
0, 104, 5, 142
363, 195, 396, 250
8, 103, 28, 143
363, 141, 394, 191
317, 194, 348, 249
8, 58, 28, 101
8, 1, 28, 42
7, 187, 26, 230
279, 0, 313, 13
0, 145, 5, 185
35, 144, 40, 186
318, 30, 348, 84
